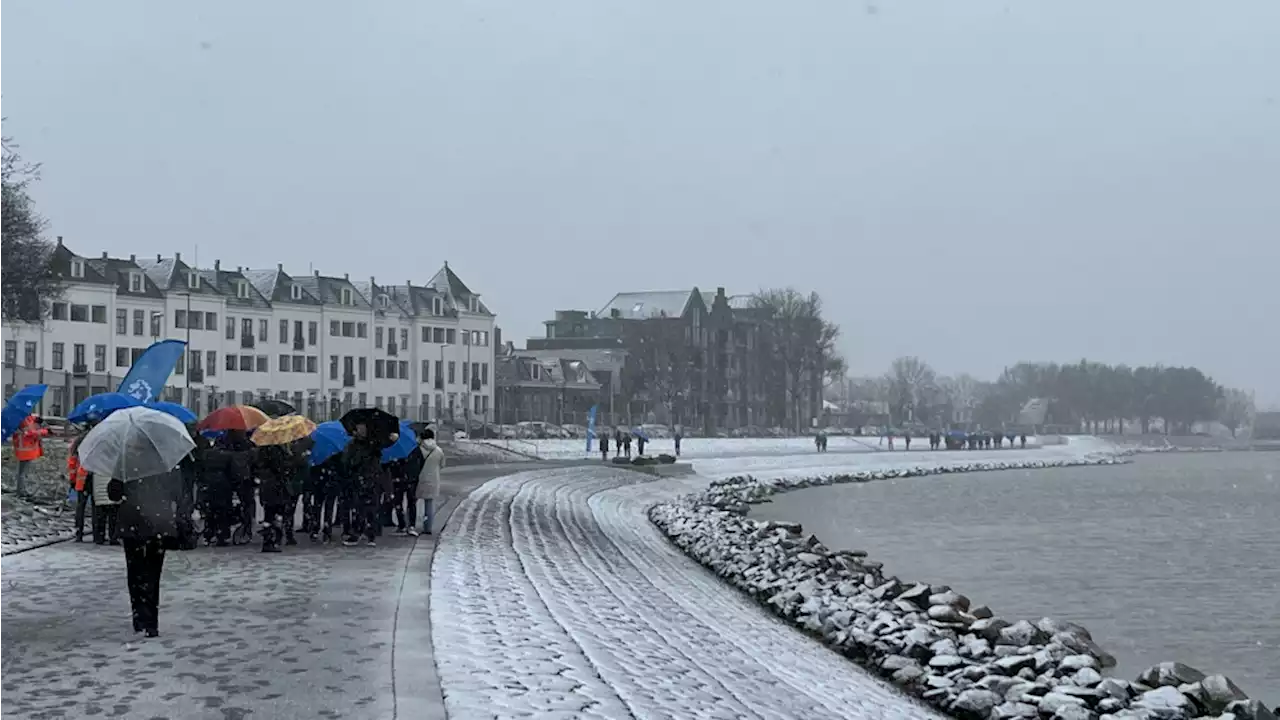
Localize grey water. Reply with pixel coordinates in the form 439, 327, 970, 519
753, 452, 1280, 703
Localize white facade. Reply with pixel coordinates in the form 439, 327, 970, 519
2, 241, 498, 426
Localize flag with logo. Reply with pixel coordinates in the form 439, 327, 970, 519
585, 404, 598, 454
116, 339, 187, 403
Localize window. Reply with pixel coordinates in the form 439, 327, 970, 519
292, 355, 304, 373
420, 326, 430, 342
52, 343, 65, 370
132, 347, 144, 364
306, 356, 317, 373
400, 329, 408, 349
477, 331, 490, 346
378, 295, 389, 309
330, 320, 339, 336
374, 396, 383, 409
132, 309, 144, 335
341, 322, 355, 338
448, 361, 456, 384
462, 331, 470, 346
308, 321, 318, 345
359, 393, 369, 407
290, 283, 302, 300
206, 351, 217, 376
226, 354, 237, 371
150, 313, 162, 337
434, 360, 443, 386
3, 341, 16, 366
280, 319, 289, 344
70, 304, 89, 322
189, 349, 203, 375
116, 347, 130, 367
375, 360, 385, 378
446, 329, 456, 344
280, 354, 290, 372
21, 342, 36, 368
51, 302, 68, 320
241, 354, 254, 371
293, 321, 303, 345
433, 327, 445, 343
357, 322, 367, 338
329, 355, 339, 380
70, 259, 85, 278
241, 318, 253, 341
399, 361, 408, 379
174, 309, 187, 328
358, 357, 367, 381
421, 360, 430, 379
432, 297, 443, 315
341, 288, 354, 306
387, 361, 397, 380
462, 362, 469, 385
258, 319, 268, 342
91, 305, 107, 323
94, 345, 107, 372
129, 272, 143, 293
343, 356, 354, 379
256, 355, 268, 373
375, 327, 384, 348
72, 343, 86, 370
225, 391, 236, 407
187, 271, 200, 289
174, 350, 184, 375
205, 312, 217, 330
482, 362, 489, 385
192, 312, 206, 330
237, 281, 250, 299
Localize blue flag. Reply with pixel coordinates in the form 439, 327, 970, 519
2, 384, 48, 441
585, 404, 598, 454
117, 339, 186, 403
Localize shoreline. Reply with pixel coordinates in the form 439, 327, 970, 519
649, 449, 1271, 720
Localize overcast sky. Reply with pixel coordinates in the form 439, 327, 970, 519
4, 0, 1277, 405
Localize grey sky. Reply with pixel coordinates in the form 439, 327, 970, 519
4, 0, 1278, 405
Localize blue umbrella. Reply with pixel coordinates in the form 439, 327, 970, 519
631, 426, 650, 441
381, 420, 418, 463
148, 401, 198, 425
2, 384, 48, 442
310, 421, 350, 466
67, 392, 142, 425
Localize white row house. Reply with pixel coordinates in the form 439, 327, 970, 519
1, 238, 498, 425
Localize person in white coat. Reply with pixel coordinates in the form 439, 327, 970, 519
415, 429, 446, 535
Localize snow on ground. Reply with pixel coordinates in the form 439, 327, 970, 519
512, 435, 1044, 461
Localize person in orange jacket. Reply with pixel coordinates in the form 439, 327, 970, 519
11, 415, 49, 497
67, 433, 93, 542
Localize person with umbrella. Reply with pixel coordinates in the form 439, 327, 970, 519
306, 421, 350, 543
77, 406, 195, 637
251, 415, 316, 551
338, 409, 397, 547
9, 414, 49, 497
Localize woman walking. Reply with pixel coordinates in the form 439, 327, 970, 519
109, 468, 183, 637
415, 429, 445, 535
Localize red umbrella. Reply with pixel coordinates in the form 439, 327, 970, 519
198, 405, 270, 432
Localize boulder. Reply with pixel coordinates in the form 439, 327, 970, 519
1224, 699, 1278, 720
879, 654, 915, 672
1051, 705, 1097, 720
1060, 654, 1101, 672
1136, 661, 1206, 689
892, 664, 927, 686
951, 689, 1001, 719
991, 701, 1039, 719
993, 654, 1037, 675
1133, 686, 1195, 716
1189, 675, 1249, 715
898, 583, 932, 607
1037, 692, 1087, 716
997, 620, 1047, 647
971, 618, 1011, 642
1073, 667, 1103, 688
928, 605, 968, 624
929, 590, 971, 611
1095, 678, 1132, 701
970, 605, 995, 620
929, 654, 966, 671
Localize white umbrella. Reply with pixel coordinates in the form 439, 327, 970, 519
77, 406, 196, 481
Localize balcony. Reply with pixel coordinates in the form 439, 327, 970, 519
434, 377, 444, 390
72, 363, 89, 375
387, 342, 398, 357
189, 368, 205, 384
293, 337, 305, 351
343, 372, 356, 388
240, 336, 255, 349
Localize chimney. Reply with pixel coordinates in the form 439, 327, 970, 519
277, 262, 283, 272
717, 286, 726, 297
237, 266, 243, 274
56, 236, 63, 246
370, 276, 376, 289
343, 272, 349, 281
214, 259, 220, 271
102, 251, 109, 260
129, 254, 136, 262
406, 280, 412, 288
314, 270, 320, 278
156, 253, 162, 262
175, 251, 182, 262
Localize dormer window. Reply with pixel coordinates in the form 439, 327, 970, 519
70, 259, 85, 278
469, 296, 478, 312
129, 272, 143, 293
432, 297, 443, 315
290, 283, 303, 300
378, 294, 390, 309
187, 271, 200, 289
237, 281, 250, 299
341, 288, 354, 306
531, 363, 541, 380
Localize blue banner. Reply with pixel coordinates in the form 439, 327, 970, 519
585, 404, 598, 454
116, 339, 187, 403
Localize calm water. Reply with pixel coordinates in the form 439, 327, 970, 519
754, 452, 1280, 703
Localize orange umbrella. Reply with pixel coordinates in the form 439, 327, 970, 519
251, 415, 317, 446
198, 405, 270, 432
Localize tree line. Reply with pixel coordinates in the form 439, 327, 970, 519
2, 129, 63, 325
839, 357, 1257, 437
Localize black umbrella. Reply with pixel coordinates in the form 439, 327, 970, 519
251, 399, 297, 418
340, 407, 400, 447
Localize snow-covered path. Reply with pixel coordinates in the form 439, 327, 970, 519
431, 465, 942, 720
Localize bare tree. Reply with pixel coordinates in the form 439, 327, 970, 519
620, 319, 696, 425
751, 288, 843, 432
885, 356, 937, 426
2, 130, 62, 324
1217, 388, 1255, 438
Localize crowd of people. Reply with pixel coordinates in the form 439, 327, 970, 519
64, 418, 446, 553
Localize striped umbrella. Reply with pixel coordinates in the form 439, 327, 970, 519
251, 414, 317, 446
197, 404, 270, 432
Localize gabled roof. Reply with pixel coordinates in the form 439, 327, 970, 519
50, 243, 113, 286
426, 263, 493, 316
243, 267, 322, 306
86, 256, 165, 299
597, 289, 703, 320
136, 255, 223, 297
352, 280, 414, 318
497, 353, 603, 389
197, 266, 272, 310
293, 273, 373, 310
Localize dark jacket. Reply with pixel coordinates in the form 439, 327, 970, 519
255, 444, 308, 508
111, 470, 184, 541
342, 440, 387, 497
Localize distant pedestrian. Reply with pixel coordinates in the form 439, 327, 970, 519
673, 428, 682, 457
904, 433, 911, 451
1020, 433, 1027, 449
416, 429, 445, 535
599, 433, 610, 461
636, 433, 647, 456
395, 441, 424, 536
67, 433, 92, 542
111, 468, 185, 638
614, 428, 625, 458
92, 464, 121, 545
11, 415, 49, 497
622, 432, 632, 458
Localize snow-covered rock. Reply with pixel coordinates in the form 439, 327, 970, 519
647, 449, 1262, 719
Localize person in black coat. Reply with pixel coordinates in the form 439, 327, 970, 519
109, 469, 184, 637
340, 432, 384, 547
